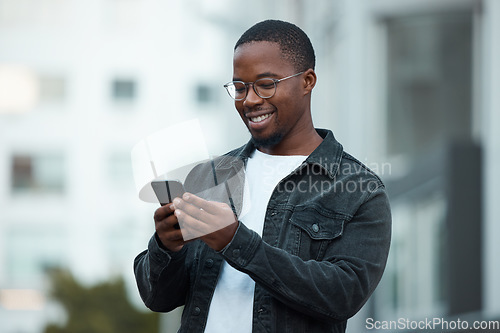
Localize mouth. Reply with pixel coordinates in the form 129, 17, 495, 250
249, 112, 272, 123
244, 111, 275, 132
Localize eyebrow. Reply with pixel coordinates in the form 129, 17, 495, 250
232, 72, 279, 81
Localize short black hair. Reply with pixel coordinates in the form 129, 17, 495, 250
234, 19, 315, 72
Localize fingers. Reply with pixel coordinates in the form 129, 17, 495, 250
172, 192, 237, 243
173, 199, 210, 223
154, 204, 176, 222
154, 204, 181, 233
177, 193, 221, 215
174, 209, 213, 236
155, 208, 186, 252
157, 227, 184, 243
156, 228, 185, 252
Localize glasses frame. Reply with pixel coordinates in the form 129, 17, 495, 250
223, 71, 305, 101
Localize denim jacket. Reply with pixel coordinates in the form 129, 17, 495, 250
134, 129, 391, 333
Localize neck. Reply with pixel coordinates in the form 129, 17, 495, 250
257, 126, 323, 156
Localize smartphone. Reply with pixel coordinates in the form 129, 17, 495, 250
151, 180, 186, 206
151, 180, 185, 230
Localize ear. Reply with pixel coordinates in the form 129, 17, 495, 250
302, 69, 317, 95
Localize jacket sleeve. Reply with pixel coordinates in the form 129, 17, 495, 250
220, 186, 391, 322
133, 234, 190, 312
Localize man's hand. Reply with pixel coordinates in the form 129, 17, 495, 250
154, 204, 186, 252
173, 193, 238, 251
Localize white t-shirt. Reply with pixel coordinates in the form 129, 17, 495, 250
204, 149, 305, 333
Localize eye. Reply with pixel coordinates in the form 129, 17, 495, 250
232, 82, 246, 93
255, 79, 275, 90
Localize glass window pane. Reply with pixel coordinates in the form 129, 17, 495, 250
108, 152, 134, 189
39, 75, 66, 103
196, 84, 213, 104
11, 154, 65, 194
112, 79, 136, 102
386, 12, 472, 159
4, 226, 66, 283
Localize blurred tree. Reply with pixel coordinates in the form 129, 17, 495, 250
43, 268, 159, 333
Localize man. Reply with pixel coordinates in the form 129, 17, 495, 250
134, 19, 391, 332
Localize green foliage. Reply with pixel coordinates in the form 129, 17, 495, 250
43, 268, 159, 333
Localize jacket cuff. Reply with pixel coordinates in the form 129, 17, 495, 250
149, 233, 187, 265
220, 222, 260, 268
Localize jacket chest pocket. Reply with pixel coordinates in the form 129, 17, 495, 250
287, 208, 346, 261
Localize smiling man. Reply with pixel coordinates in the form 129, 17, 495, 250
228, 39, 322, 155
134, 20, 391, 333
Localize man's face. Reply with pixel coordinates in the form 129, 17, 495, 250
232, 41, 310, 150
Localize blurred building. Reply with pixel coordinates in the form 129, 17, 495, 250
302, 0, 500, 332
0, 0, 240, 331
0, 0, 499, 332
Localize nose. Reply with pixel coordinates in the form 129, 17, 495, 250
242, 84, 263, 107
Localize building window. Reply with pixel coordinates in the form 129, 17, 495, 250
0, 65, 38, 114
0, 0, 69, 27
39, 75, 66, 103
111, 78, 136, 103
4, 226, 66, 284
386, 12, 472, 160
378, 9, 479, 320
11, 154, 65, 194
104, 0, 143, 28
107, 152, 134, 189
196, 84, 214, 104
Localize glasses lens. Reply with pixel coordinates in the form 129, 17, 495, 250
226, 82, 246, 100
254, 78, 276, 98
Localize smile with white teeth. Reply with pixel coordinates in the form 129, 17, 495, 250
249, 113, 272, 123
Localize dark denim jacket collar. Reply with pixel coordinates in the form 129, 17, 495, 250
215, 129, 343, 179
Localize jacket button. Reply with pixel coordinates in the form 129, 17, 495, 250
232, 249, 240, 258
312, 223, 319, 232
192, 307, 201, 316
205, 259, 214, 268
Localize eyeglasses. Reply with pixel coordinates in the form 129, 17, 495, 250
223, 72, 304, 101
